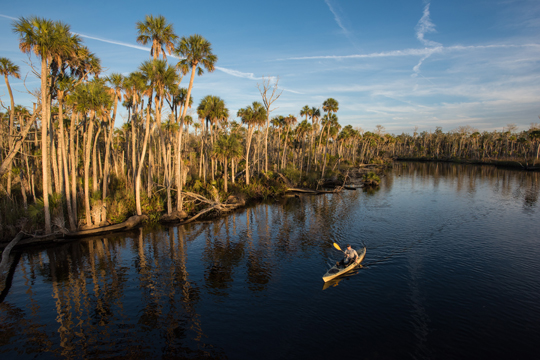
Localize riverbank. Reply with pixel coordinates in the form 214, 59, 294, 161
0, 164, 387, 251
395, 156, 540, 171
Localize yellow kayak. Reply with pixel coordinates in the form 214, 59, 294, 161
322, 247, 366, 282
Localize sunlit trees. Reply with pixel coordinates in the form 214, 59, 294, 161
174, 34, 217, 210
136, 15, 178, 61
213, 133, 243, 192
257, 77, 282, 173
0, 58, 20, 196
13, 17, 80, 233
237, 102, 266, 184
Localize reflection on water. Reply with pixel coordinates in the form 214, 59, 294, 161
1, 162, 539, 359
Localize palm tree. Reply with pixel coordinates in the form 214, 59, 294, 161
213, 134, 243, 192
0, 57, 21, 196
295, 120, 312, 176
300, 105, 310, 123
307, 107, 321, 173
101, 73, 124, 221
136, 15, 178, 60
321, 113, 339, 178
13, 17, 77, 234
143, 60, 177, 214
197, 95, 228, 181
174, 34, 217, 210
281, 115, 298, 169
69, 79, 112, 227
237, 102, 267, 184
322, 98, 339, 116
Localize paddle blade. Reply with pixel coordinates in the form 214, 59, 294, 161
333, 243, 342, 251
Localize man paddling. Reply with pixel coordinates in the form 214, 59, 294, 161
337, 244, 358, 268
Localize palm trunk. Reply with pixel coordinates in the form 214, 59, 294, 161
84, 114, 95, 226
41, 57, 52, 234
69, 111, 78, 223
92, 124, 102, 193
101, 104, 117, 223
58, 96, 76, 231
136, 101, 152, 216
176, 64, 196, 211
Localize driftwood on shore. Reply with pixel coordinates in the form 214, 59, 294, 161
0, 215, 148, 251
65, 215, 148, 237
176, 190, 246, 226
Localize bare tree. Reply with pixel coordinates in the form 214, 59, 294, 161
257, 76, 282, 173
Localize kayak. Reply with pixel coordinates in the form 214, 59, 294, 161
322, 246, 366, 282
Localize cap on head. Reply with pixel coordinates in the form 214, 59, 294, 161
346, 244, 351, 248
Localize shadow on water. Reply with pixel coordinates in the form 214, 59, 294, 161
0, 252, 21, 303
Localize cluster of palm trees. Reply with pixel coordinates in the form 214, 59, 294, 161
0, 14, 347, 235
0, 15, 218, 234
2, 15, 539, 236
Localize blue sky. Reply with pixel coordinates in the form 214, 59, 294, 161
1, 0, 539, 134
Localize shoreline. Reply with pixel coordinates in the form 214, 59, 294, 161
395, 157, 540, 171
0, 165, 385, 251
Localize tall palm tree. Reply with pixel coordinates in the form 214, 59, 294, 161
197, 95, 228, 181
295, 119, 312, 176
213, 133, 243, 192
300, 105, 310, 123
321, 113, 339, 178
237, 101, 267, 184
13, 17, 77, 234
100, 73, 124, 221
0, 57, 21, 196
69, 79, 112, 227
136, 15, 178, 60
322, 98, 339, 116
142, 60, 178, 214
174, 34, 217, 210
281, 115, 298, 169
307, 107, 320, 173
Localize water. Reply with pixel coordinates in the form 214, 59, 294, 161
1, 162, 539, 359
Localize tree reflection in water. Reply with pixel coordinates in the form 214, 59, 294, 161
0, 162, 538, 358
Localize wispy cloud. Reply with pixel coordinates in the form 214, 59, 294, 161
74, 33, 152, 52
283, 43, 540, 62
215, 66, 257, 80
324, 0, 350, 35
283, 47, 440, 60
412, 3, 441, 77
0, 13, 17, 20
415, 3, 440, 47
281, 87, 304, 95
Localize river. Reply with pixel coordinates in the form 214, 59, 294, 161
1, 162, 539, 359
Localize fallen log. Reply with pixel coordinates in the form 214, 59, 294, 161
286, 188, 318, 194
176, 191, 245, 225
65, 215, 148, 238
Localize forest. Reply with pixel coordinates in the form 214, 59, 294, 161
1, 15, 540, 239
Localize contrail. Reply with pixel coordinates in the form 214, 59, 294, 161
73, 33, 152, 52
2, 13, 294, 87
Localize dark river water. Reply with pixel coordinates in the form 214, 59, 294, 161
1, 162, 540, 359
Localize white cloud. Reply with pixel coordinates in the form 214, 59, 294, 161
324, 0, 349, 35
415, 3, 441, 47
215, 66, 256, 80
0, 13, 17, 20
74, 33, 152, 52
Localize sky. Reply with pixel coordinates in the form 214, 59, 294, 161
1, 0, 539, 134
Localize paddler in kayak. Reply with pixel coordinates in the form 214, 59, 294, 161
337, 244, 358, 268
